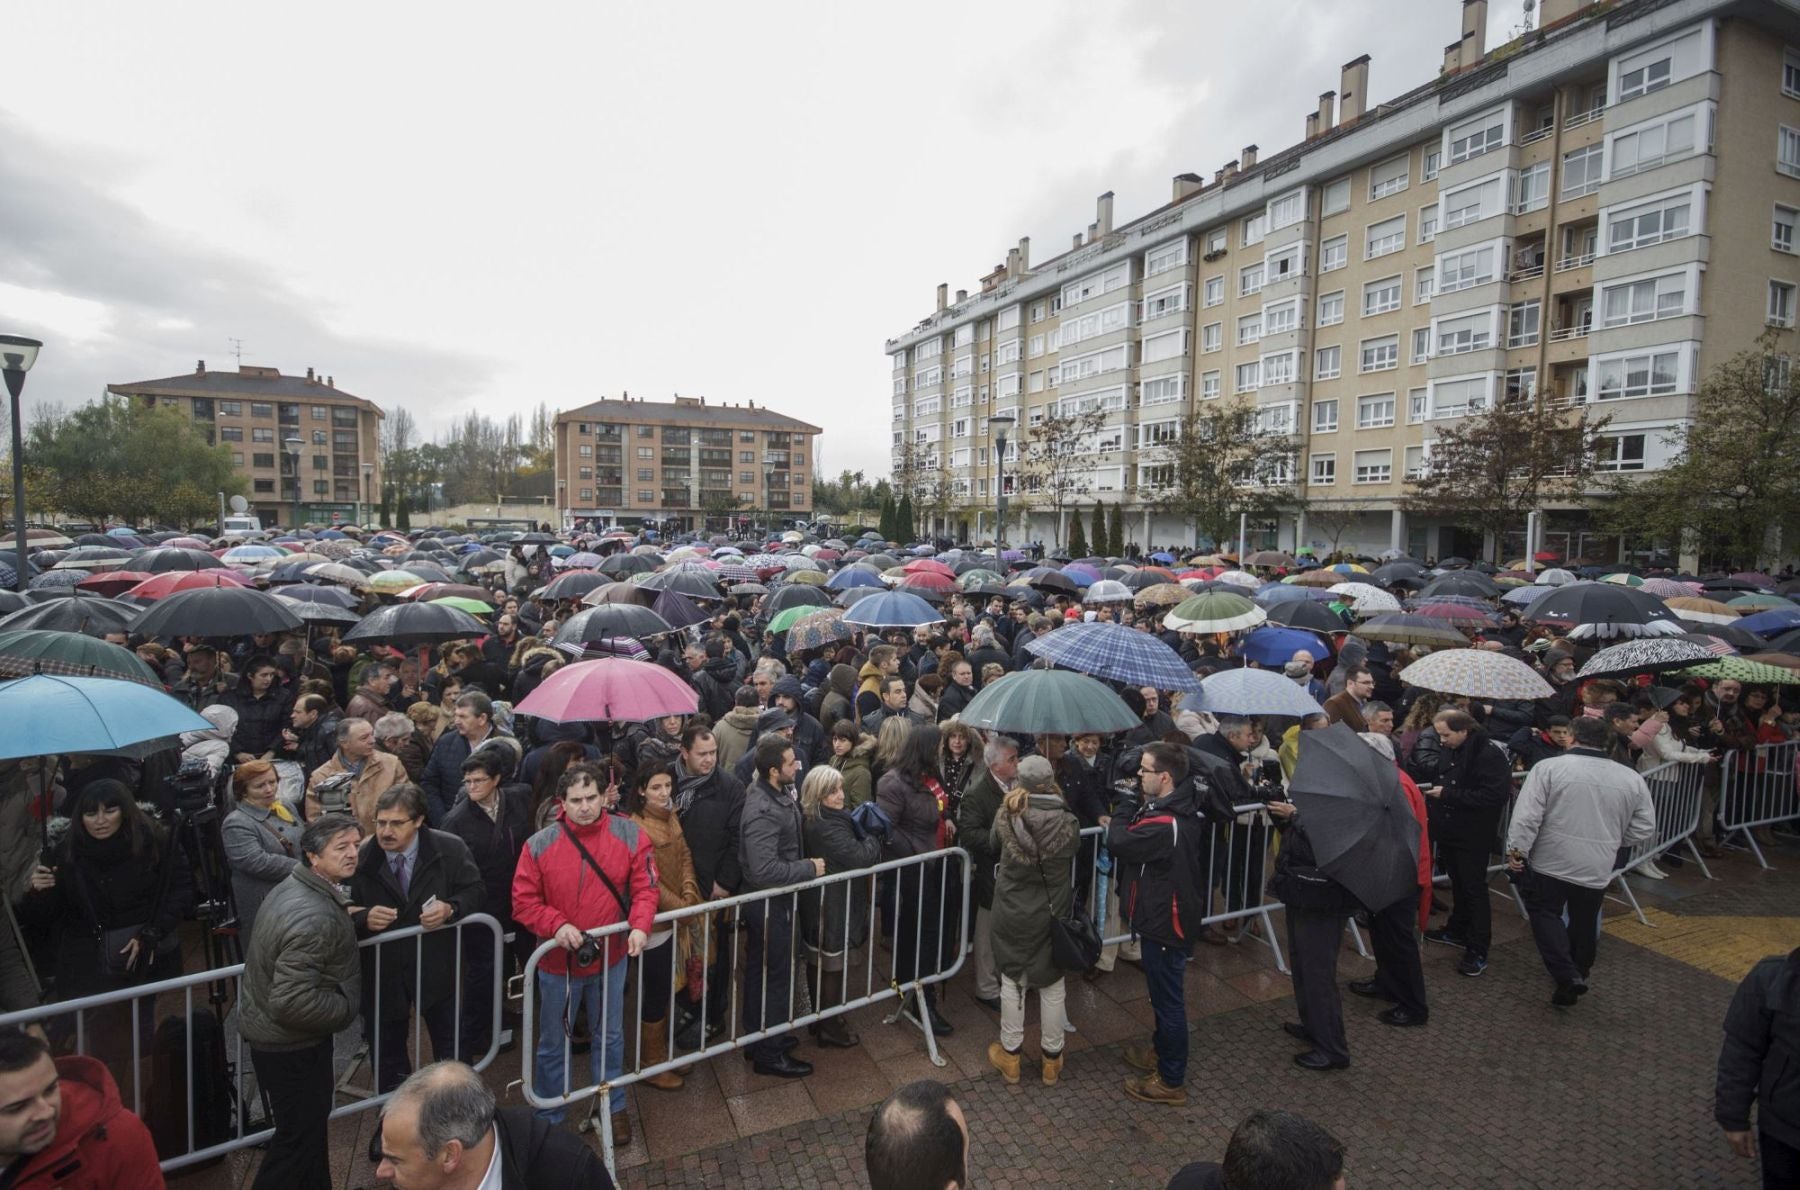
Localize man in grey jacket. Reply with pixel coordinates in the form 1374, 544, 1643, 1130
1506, 716, 1655, 1007
239, 812, 364, 1190
737, 736, 824, 1079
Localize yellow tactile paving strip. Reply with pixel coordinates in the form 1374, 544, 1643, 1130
1604, 906, 1800, 983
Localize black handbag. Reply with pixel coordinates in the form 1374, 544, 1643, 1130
1035, 857, 1100, 972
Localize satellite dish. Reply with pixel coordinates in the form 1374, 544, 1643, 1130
229, 495, 249, 513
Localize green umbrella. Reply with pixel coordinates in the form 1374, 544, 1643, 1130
768, 605, 818, 634
429, 596, 496, 615
1727, 593, 1792, 611
0, 629, 162, 687
957, 669, 1139, 735
1678, 656, 1800, 685
1163, 591, 1266, 633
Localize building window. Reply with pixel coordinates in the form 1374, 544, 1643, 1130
219, 426, 243, 442
1314, 345, 1342, 380
1309, 453, 1336, 485
1774, 204, 1798, 253
1234, 361, 1261, 394
1319, 235, 1347, 273
1504, 367, 1539, 408
252, 427, 273, 443
1771, 281, 1798, 328
1203, 276, 1224, 306
1201, 371, 1221, 400
1781, 126, 1800, 179
1785, 48, 1800, 98
1611, 112, 1700, 179
638, 446, 654, 459
1599, 272, 1688, 326
1618, 56, 1672, 103
1353, 450, 1392, 484
1266, 301, 1298, 336
739, 451, 754, 463
1508, 301, 1542, 347
1365, 216, 1405, 259
1237, 312, 1263, 346
1312, 399, 1339, 433
1595, 349, 1681, 400
1512, 162, 1551, 214
1597, 434, 1649, 471
1201, 323, 1222, 352
252, 453, 275, 468
1142, 284, 1188, 321
1241, 212, 1266, 247
1608, 193, 1692, 253
219, 401, 242, 416
1323, 177, 1350, 216
637, 490, 654, 502
311, 406, 326, 420
1317, 291, 1344, 326
253, 479, 274, 494
1418, 204, 1439, 245
1145, 239, 1188, 275
1268, 190, 1305, 230
1262, 352, 1296, 386
1239, 263, 1265, 297
1421, 148, 1442, 181
1415, 267, 1435, 305
1436, 312, 1493, 355
1438, 245, 1497, 292
1362, 276, 1402, 316
250, 402, 273, 419
1369, 155, 1409, 200
637, 468, 654, 482
1447, 108, 1506, 164
313, 480, 328, 495
1357, 393, 1396, 429
1360, 336, 1399, 373
1412, 327, 1432, 364
1562, 144, 1605, 198
1408, 389, 1429, 424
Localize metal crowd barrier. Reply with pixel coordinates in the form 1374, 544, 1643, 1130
519, 846, 971, 1178
1605, 759, 1714, 925
0, 913, 505, 1173
1719, 740, 1800, 868
1076, 802, 1296, 974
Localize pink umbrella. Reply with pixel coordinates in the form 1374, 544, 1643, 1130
1415, 601, 1496, 624
514, 657, 699, 723
902, 558, 955, 578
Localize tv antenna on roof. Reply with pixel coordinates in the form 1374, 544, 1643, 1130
228, 337, 245, 366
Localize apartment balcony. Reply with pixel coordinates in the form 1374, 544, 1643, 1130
762, 451, 790, 466
660, 489, 692, 508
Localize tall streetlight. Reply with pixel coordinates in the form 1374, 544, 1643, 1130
361, 462, 374, 528
989, 413, 1015, 549
284, 435, 303, 531
2, 335, 43, 593
764, 467, 777, 539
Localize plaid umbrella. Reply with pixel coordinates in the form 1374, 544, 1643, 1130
1399, 650, 1551, 700
1679, 656, 1800, 685
1574, 638, 1718, 681
958, 669, 1141, 734
1024, 621, 1204, 693
0, 629, 162, 687
1162, 591, 1266, 634
786, 608, 854, 653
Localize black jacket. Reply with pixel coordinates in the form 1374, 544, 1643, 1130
1426, 729, 1514, 851
495, 1106, 616, 1188
937, 680, 975, 722
25, 832, 194, 999
1106, 782, 1209, 952
1716, 948, 1800, 1149
441, 786, 533, 929
675, 762, 745, 896
228, 679, 295, 758
800, 806, 882, 955
1507, 725, 1566, 771
1269, 817, 1359, 915
349, 828, 485, 1018
1056, 752, 1114, 828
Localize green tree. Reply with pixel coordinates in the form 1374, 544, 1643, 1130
1068, 507, 1089, 557
1597, 334, 1800, 570
878, 494, 894, 542
1088, 500, 1106, 559
27, 396, 244, 527
1148, 397, 1298, 551
896, 493, 916, 543
1107, 500, 1125, 556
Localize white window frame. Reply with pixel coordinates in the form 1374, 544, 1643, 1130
1590, 343, 1693, 402
1433, 309, 1496, 356
1317, 290, 1345, 327
1145, 239, 1188, 277
1774, 204, 1798, 254
1419, 203, 1439, 244
1264, 298, 1300, 336
1597, 265, 1696, 328
1309, 453, 1337, 486
1369, 155, 1409, 201
1319, 235, 1348, 273
1234, 360, 1262, 394
1242, 212, 1267, 247
1428, 372, 1496, 419
1359, 335, 1399, 373
1607, 104, 1708, 181
1785, 48, 1800, 100
1237, 312, 1264, 346
1201, 370, 1221, 400
1312, 399, 1339, 433
1352, 449, 1393, 484
1595, 432, 1651, 473
1562, 144, 1605, 198
1771, 280, 1798, 329
1415, 267, 1435, 305
1412, 326, 1432, 364
1323, 177, 1351, 216
1782, 125, 1800, 179
1442, 174, 1503, 230
1356, 392, 1397, 429
1201, 322, 1223, 352
1365, 216, 1405, 260
1446, 104, 1509, 166
1239, 262, 1265, 297
1314, 345, 1342, 381
1609, 24, 1711, 106
1362, 275, 1402, 317
1268, 189, 1306, 231
1601, 184, 1700, 255
1436, 241, 1501, 293
1203, 275, 1225, 306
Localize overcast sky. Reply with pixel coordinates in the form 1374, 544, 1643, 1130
1, 1, 1515, 481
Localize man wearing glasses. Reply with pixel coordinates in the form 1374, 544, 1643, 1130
1107, 742, 1208, 1106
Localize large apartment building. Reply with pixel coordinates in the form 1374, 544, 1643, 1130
553, 395, 821, 532
885, 0, 1800, 561
109, 361, 385, 528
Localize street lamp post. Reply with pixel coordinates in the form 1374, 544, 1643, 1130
2, 335, 43, 593
284, 436, 303, 531
361, 462, 373, 528
765, 468, 777, 540
989, 414, 1014, 549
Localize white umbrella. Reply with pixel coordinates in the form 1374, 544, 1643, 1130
1331, 582, 1401, 616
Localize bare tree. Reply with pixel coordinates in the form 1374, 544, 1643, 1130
1019, 407, 1107, 548
1147, 397, 1297, 550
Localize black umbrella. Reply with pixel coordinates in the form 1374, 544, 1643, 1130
131, 586, 306, 639
516, 532, 558, 545
651, 589, 711, 631
0, 592, 23, 616
1419, 571, 1500, 599
273, 598, 362, 626
555, 604, 675, 645
1522, 581, 1685, 640
765, 584, 833, 616
1370, 562, 1427, 585
1266, 600, 1349, 634
639, 570, 722, 601
0, 596, 141, 638
582, 582, 659, 609
1287, 723, 1419, 913
1030, 570, 1080, 595
1768, 628, 1800, 655
541, 570, 609, 601
130, 547, 227, 573
343, 602, 489, 649
834, 587, 884, 608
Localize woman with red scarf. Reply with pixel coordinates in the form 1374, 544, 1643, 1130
876, 723, 957, 1035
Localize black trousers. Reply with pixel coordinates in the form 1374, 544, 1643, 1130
742, 896, 796, 1061
368, 996, 458, 1093
250, 1039, 334, 1190
1367, 895, 1429, 1019
1286, 908, 1349, 1063
1439, 843, 1492, 958
893, 859, 945, 1000
1521, 869, 1605, 987
1760, 1130, 1800, 1189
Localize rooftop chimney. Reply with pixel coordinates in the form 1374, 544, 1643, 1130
1017, 236, 1030, 270
327, 376, 334, 388
955, 288, 968, 302
305, 366, 315, 381
1318, 90, 1337, 132
1172, 172, 1205, 201
1461, 0, 1488, 61
1305, 111, 1320, 139
1223, 159, 1240, 180
1087, 221, 1099, 242
1073, 233, 1084, 249
1538, 0, 1585, 25
196, 359, 206, 375
1444, 40, 1464, 73
1006, 247, 1020, 275
1241, 144, 1259, 169
1339, 56, 1370, 124
1096, 191, 1114, 235
936, 283, 948, 313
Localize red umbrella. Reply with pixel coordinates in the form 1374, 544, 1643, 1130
514, 658, 700, 723
902, 558, 955, 578
1415, 601, 1495, 625
1534, 551, 1560, 562
899, 572, 956, 594
123, 570, 251, 601
76, 571, 153, 597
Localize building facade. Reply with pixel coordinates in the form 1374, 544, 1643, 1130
553, 395, 820, 533
109, 361, 385, 528
885, 0, 1800, 561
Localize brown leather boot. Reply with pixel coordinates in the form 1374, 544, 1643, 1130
640, 1018, 684, 1090
1042, 1048, 1064, 1086
611, 1109, 632, 1145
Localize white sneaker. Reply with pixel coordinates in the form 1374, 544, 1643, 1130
1638, 861, 1667, 880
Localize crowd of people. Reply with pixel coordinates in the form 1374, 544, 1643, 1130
1, 522, 1798, 1186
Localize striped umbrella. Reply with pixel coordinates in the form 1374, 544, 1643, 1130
1162, 591, 1266, 634
1574, 638, 1718, 681
1399, 650, 1552, 700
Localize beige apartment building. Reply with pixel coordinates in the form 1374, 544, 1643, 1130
885, 0, 1800, 561
552, 395, 821, 533
109, 361, 385, 528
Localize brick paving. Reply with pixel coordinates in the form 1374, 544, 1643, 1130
171, 837, 1800, 1188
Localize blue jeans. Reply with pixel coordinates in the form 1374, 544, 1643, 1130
534, 958, 627, 1120
1140, 937, 1189, 1088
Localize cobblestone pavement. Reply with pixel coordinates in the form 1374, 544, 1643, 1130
173, 838, 1800, 1188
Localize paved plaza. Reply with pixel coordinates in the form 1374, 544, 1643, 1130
175, 838, 1799, 1189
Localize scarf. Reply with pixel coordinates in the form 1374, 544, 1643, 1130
268, 799, 297, 824
673, 759, 709, 815
924, 775, 950, 849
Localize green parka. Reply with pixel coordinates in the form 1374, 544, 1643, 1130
989, 791, 1080, 990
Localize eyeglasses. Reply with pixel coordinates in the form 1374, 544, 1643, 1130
1137, 766, 1160, 776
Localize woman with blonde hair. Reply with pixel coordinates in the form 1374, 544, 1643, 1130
872, 714, 913, 784
799, 766, 882, 1047
985, 755, 1080, 1087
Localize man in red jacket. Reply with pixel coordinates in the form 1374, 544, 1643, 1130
0, 1027, 163, 1189
512, 762, 658, 1145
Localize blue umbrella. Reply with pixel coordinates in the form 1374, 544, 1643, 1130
1237, 625, 1332, 666
841, 590, 943, 630
0, 674, 212, 761
1150, 552, 1176, 564
1192, 667, 1326, 718
1023, 622, 1203, 693
826, 568, 886, 591
1736, 606, 1800, 636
